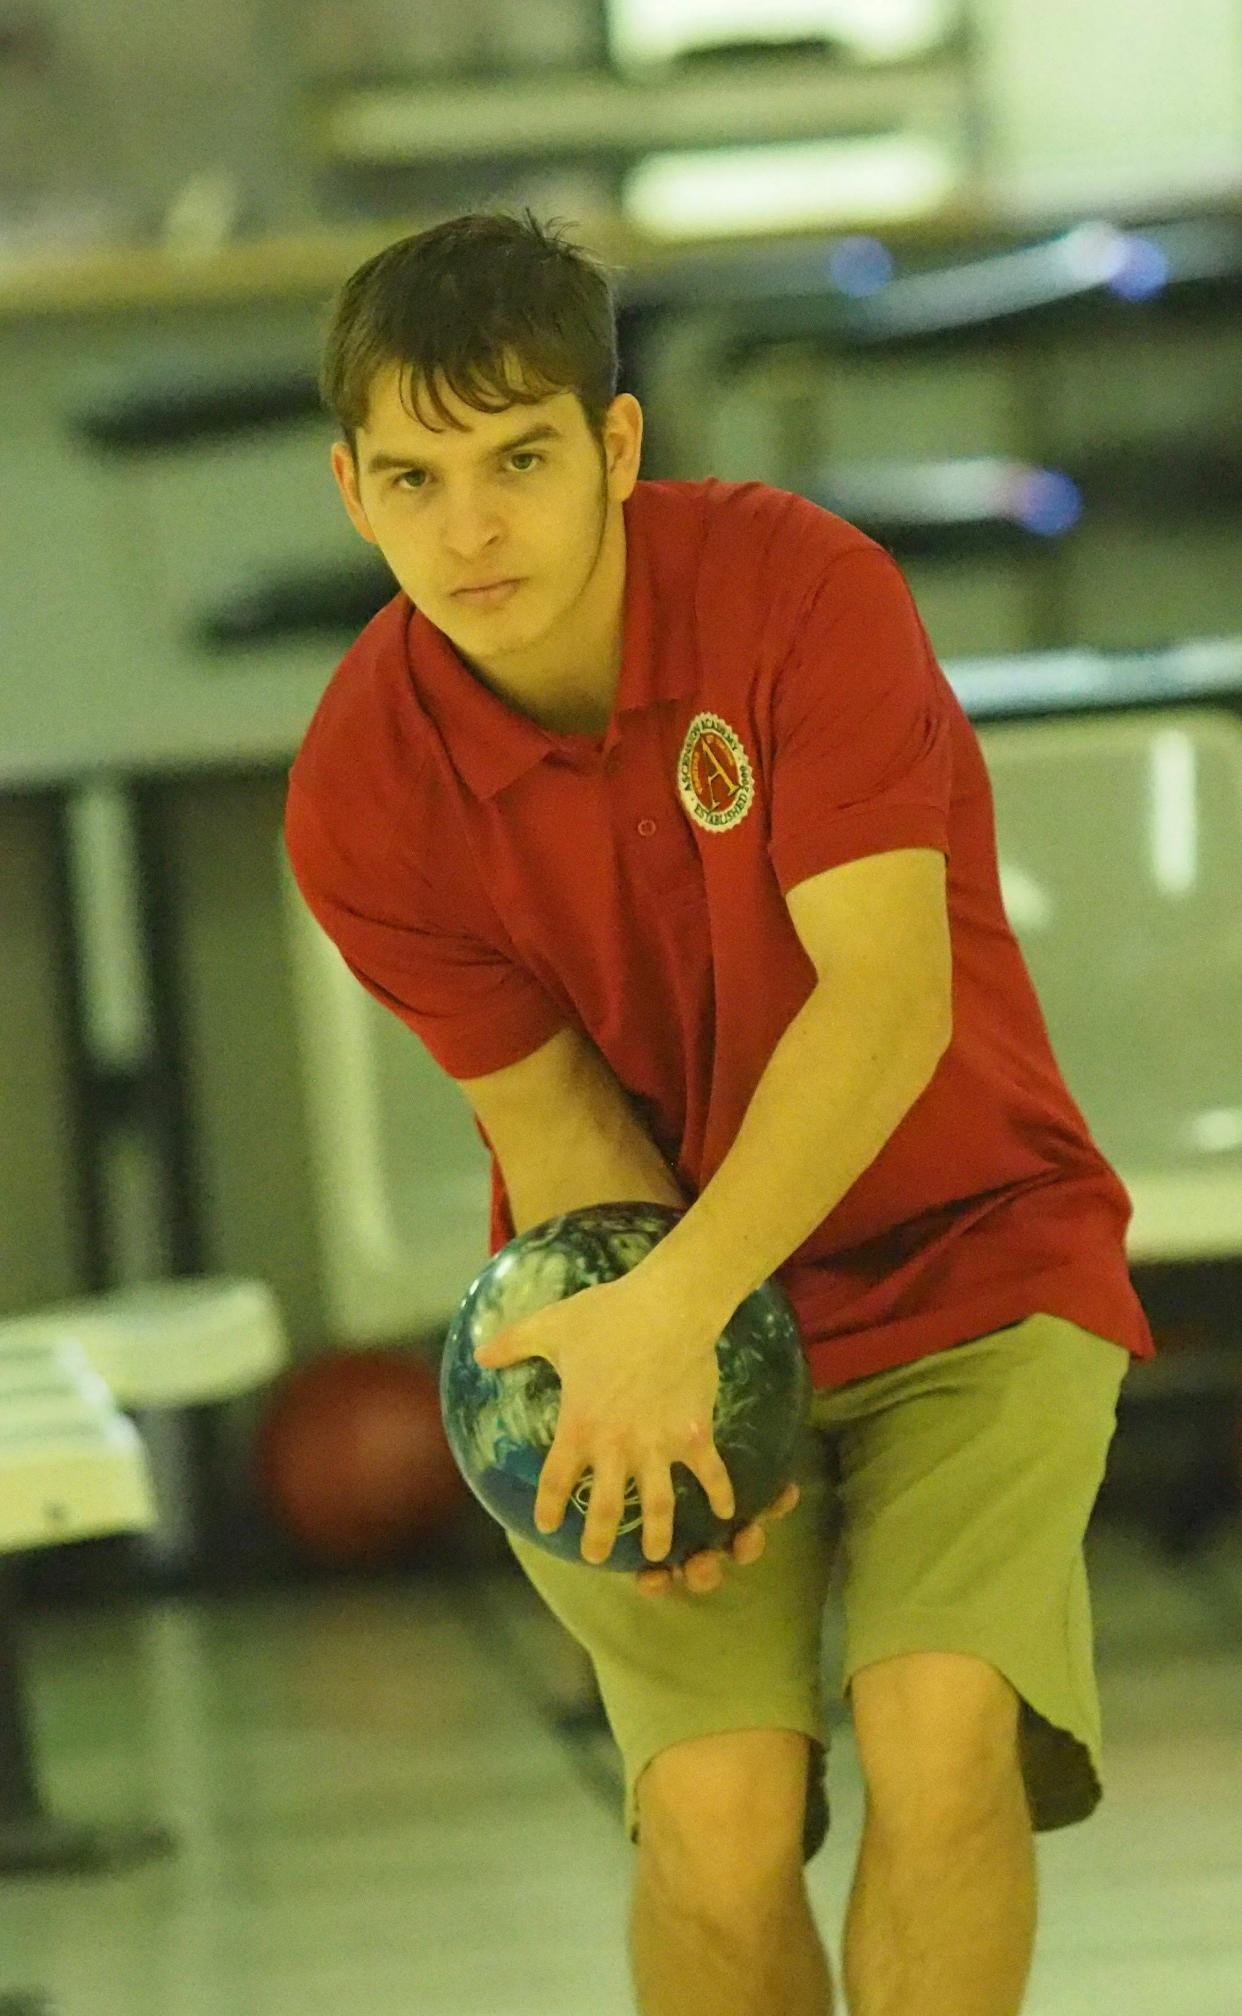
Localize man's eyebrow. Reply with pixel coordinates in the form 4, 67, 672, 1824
364, 422, 563, 477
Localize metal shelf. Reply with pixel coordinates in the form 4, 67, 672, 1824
314, 50, 976, 167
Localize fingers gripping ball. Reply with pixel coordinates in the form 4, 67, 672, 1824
438, 1202, 811, 1572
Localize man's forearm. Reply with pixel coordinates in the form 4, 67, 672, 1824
637, 974, 950, 1333
502, 971, 947, 1330
504, 1090, 689, 1238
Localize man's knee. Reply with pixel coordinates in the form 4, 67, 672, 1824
849, 1650, 1024, 1827
636, 1726, 813, 1901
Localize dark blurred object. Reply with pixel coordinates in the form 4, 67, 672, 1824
1100, 1299, 1242, 1560
672, 38, 852, 66
256, 1348, 467, 1565
0, 5, 54, 62
195, 556, 396, 645
72, 366, 320, 452
718, 218, 1242, 368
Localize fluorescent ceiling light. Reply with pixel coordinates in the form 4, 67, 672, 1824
623, 134, 959, 238
608, 0, 957, 68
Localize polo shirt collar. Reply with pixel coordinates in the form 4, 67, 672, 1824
401, 484, 699, 801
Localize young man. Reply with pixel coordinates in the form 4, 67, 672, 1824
285, 209, 1155, 2016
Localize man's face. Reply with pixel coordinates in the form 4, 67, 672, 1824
331, 362, 641, 665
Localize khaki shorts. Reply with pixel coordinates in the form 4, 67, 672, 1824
505, 1311, 1131, 1865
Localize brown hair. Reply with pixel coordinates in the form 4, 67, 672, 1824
317, 207, 621, 470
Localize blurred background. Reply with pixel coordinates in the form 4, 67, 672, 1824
2, 2, 1241, 2011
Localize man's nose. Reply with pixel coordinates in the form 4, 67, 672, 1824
440, 489, 506, 556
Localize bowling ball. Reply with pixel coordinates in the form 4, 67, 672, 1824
256, 1348, 467, 1565
439, 1201, 811, 1572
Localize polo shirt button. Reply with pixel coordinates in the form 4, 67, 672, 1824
637, 818, 657, 837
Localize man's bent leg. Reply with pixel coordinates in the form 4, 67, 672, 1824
629, 1847, 834, 2016
627, 1727, 834, 2016
844, 1670, 1037, 2016
842, 1653, 1040, 2016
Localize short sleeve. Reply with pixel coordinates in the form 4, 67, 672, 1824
283, 781, 567, 1080
767, 547, 952, 896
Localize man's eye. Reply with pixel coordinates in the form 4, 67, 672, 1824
396, 451, 543, 491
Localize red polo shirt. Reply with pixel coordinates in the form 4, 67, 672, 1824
285, 476, 1154, 1389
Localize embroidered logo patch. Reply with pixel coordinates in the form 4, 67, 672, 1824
677, 712, 755, 832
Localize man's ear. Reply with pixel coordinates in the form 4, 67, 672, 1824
330, 443, 379, 548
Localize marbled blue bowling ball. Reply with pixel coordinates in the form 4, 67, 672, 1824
439, 1201, 811, 1571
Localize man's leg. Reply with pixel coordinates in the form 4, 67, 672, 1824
626, 1727, 835, 2016
629, 1849, 834, 2016
843, 1649, 1037, 2016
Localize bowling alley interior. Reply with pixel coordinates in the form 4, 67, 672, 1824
2, 2, 1242, 2012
